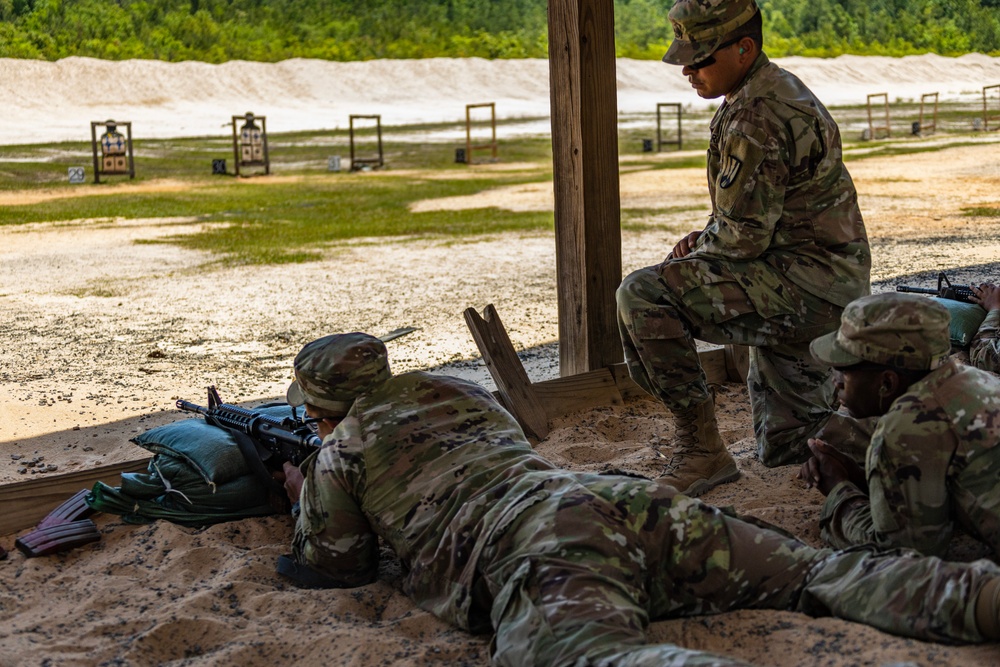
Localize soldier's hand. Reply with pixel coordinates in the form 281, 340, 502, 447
971, 283, 1000, 311
802, 438, 865, 496
280, 461, 305, 504
669, 231, 702, 260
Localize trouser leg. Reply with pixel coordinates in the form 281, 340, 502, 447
751, 344, 877, 465
643, 495, 997, 645
617, 260, 847, 467
797, 547, 998, 643
490, 558, 755, 667
616, 265, 709, 410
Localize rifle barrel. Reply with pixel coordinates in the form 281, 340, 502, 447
176, 399, 209, 414
896, 285, 938, 295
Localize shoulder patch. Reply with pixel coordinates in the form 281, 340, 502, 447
718, 154, 743, 189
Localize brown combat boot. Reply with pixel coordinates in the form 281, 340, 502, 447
659, 399, 739, 497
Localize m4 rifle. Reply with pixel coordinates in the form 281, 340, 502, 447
176, 387, 322, 498
896, 272, 975, 303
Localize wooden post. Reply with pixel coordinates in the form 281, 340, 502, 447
548, 0, 623, 376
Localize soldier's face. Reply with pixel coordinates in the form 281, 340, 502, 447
305, 405, 342, 439
834, 366, 889, 418
681, 41, 745, 99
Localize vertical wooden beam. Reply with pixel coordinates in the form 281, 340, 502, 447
548, 0, 623, 376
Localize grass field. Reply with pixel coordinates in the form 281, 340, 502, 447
0, 99, 993, 265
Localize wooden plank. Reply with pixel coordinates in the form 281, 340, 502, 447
725, 344, 751, 383
464, 305, 550, 440
548, 0, 623, 377
0, 458, 149, 535
528, 346, 735, 422
531, 366, 623, 420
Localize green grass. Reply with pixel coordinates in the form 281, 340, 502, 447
1, 112, 996, 266
962, 206, 1000, 218
0, 125, 563, 265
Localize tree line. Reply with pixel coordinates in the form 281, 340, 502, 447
0, 0, 997, 62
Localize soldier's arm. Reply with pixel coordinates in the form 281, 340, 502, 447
694, 106, 794, 261
823, 409, 955, 556
291, 423, 379, 587
969, 308, 1000, 374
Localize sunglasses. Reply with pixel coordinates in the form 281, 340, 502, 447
687, 37, 744, 70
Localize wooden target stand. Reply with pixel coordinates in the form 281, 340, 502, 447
917, 93, 939, 136
656, 103, 683, 152
231, 112, 270, 176
462, 102, 498, 165
866, 92, 891, 139
985, 84, 1000, 132
349, 114, 385, 171
90, 120, 135, 184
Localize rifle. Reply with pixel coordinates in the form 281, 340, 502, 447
177, 387, 322, 477
896, 272, 975, 304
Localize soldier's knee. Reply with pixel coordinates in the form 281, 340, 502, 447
617, 267, 664, 311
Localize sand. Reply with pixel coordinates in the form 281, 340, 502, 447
2, 55, 1000, 666
1, 53, 999, 145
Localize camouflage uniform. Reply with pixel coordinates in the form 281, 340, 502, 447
292, 369, 999, 665
617, 51, 871, 468
971, 308, 1000, 373
819, 358, 1000, 556
810, 293, 1000, 557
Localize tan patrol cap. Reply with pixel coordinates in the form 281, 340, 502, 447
663, 0, 760, 67
810, 293, 952, 371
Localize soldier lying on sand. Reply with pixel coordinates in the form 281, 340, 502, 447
275, 331, 1000, 667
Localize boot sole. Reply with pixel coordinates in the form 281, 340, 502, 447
681, 463, 741, 498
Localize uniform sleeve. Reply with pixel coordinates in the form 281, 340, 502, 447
818, 481, 875, 550
821, 405, 955, 556
695, 107, 794, 261
970, 309, 1000, 373
291, 417, 379, 587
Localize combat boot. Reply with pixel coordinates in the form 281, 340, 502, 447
975, 577, 1000, 639
659, 399, 739, 497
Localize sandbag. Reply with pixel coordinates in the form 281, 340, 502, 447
86, 404, 295, 526
932, 297, 987, 347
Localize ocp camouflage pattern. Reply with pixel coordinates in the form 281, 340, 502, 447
820, 359, 1000, 557
971, 309, 1000, 373
293, 371, 997, 665
617, 54, 870, 466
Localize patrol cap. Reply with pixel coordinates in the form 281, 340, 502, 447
810, 293, 952, 371
286, 332, 391, 414
663, 0, 760, 67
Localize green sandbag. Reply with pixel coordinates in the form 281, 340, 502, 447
88, 480, 274, 526
86, 404, 296, 525
131, 403, 295, 485
932, 297, 987, 347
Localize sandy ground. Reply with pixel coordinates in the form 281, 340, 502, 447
1, 53, 999, 145
2, 56, 1000, 666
